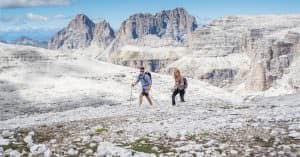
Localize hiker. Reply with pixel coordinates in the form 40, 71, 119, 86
172, 68, 187, 106
131, 67, 153, 106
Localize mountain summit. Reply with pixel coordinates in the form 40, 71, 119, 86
48, 14, 115, 49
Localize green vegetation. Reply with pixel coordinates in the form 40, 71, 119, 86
95, 128, 108, 134
124, 137, 175, 156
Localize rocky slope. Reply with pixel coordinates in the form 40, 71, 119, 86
48, 14, 115, 50
0, 43, 299, 156
167, 15, 300, 94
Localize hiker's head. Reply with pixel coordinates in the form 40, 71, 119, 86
140, 67, 145, 74
173, 68, 182, 80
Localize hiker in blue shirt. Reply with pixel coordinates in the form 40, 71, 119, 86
131, 67, 153, 106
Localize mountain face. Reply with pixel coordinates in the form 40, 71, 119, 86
92, 20, 115, 48
13, 36, 47, 48
107, 8, 198, 70
168, 15, 300, 93
48, 14, 115, 50
113, 8, 197, 49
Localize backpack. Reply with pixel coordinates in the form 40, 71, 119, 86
144, 72, 152, 82
140, 72, 152, 84
183, 77, 188, 89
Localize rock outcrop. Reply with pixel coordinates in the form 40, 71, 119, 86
114, 7, 197, 49
48, 14, 115, 50
108, 8, 197, 71
168, 15, 300, 92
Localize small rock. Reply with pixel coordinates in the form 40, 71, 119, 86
278, 151, 285, 155
151, 146, 159, 152
73, 137, 82, 142
89, 142, 97, 148
82, 136, 91, 144
230, 149, 238, 155
44, 149, 52, 157
85, 149, 93, 155
67, 148, 78, 156
24, 135, 33, 146
50, 139, 57, 144
28, 131, 35, 136
270, 130, 279, 136
0, 137, 9, 146
4, 148, 12, 155
9, 150, 21, 157
269, 152, 277, 156
288, 131, 300, 139
0, 147, 3, 156
2, 130, 13, 138
30, 144, 47, 155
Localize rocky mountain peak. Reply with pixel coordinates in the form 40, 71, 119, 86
68, 14, 95, 29
123, 7, 197, 41
48, 14, 115, 50
92, 20, 115, 48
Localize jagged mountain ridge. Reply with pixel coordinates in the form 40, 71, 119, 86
48, 9, 300, 93
48, 14, 115, 50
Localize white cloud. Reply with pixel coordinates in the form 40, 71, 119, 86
0, 0, 70, 8
26, 13, 48, 22
54, 14, 66, 19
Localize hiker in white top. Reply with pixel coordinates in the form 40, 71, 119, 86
172, 68, 187, 106
131, 67, 153, 106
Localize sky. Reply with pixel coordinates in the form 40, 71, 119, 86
1, 0, 300, 41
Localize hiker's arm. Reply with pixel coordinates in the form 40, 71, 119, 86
131, 76, 139, 87
132, 80, 138, 86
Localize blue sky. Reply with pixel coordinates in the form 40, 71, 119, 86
1, 0, 300, 41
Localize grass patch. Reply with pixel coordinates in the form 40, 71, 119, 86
253, 136, 275, 147
95, 128, 108, 134
200, 132, 209, 137
125, 137, 175, 156
2, 142, 29, 152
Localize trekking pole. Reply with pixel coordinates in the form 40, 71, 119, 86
130, 86, 133, 106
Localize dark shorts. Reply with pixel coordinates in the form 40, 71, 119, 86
141, 88, 149, 96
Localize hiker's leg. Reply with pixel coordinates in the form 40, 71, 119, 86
145, 95, 153, 105
172, 89, 179, 105
139, 94, 143, 106
179, 89, 185, 102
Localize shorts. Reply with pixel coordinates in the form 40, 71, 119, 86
141, 88, 149, 96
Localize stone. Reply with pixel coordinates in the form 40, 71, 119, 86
0, 147, 3, 156
288, 131, 300, 139
0, 137, 9, 146
44, 149, 52, 157
151, 146, 159, 152
2, 130, 13, 138
67, 148, 78, 156
9, 150, 21, 157
24, 135, 33, 146
50, 139, 57, 144
85, 149, 93, 155
30, 144, 47, 155
230, 149, 238, 155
